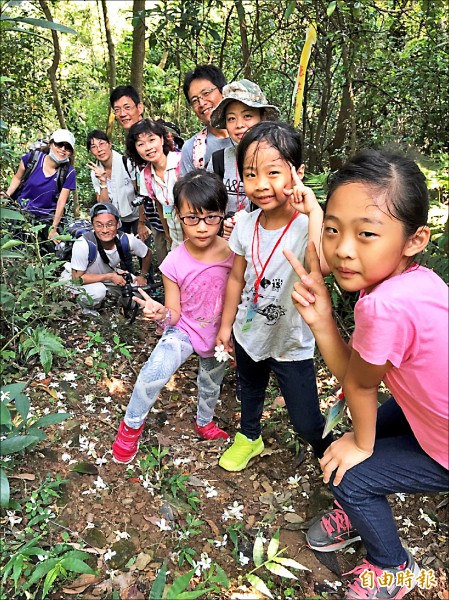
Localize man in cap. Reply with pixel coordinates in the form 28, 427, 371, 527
69, 202, 152, 313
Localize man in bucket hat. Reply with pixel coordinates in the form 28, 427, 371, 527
64, 202, 152, 315
207, 79, 280, 226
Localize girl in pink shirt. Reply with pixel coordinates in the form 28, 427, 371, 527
112, 170, 234, 464
286, 150, 448, 599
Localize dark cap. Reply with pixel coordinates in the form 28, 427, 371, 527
89, 202, 120, 220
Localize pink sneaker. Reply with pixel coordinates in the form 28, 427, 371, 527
195, 420, 229, 440
112, 421, 145, 464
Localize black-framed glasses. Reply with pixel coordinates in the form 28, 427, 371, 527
189, 87, 217, 108
179, 214, 224, 226
53, 141, 72, 151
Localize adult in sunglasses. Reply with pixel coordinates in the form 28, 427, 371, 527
180, 64, 232, 176
3, 129, 77, 243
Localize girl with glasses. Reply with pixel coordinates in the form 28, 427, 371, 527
112, 170, 235, 463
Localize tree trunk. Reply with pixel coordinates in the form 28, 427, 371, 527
101, 0, 116, 92
130, 0, 146, 98
37, 0, 66, 129
234, 0, 252, 79
38, 0, 80, 217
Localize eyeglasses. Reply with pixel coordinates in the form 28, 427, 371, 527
53, 141, 72, 151
189, 87, 218, 108
113, 103, 137, 115
90, 140, 109, 151
93, 221, 116, 230
179, 215, 224, 226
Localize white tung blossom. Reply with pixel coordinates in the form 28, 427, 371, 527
63, 372, 77, 381
239, 552, 250, 566
287, 474, 301, 487
7, 511, 22, 526
0, 391, 11, 402
114, 530, 130, 541
419, 508, 436, 527
222, 501, 244, 521
206, 486, 218, 498
193, 552, 212, 576
155, 518, 172, 531
213, 534, 228, 548
93, 476, 108, 490
214, 344, 233, 363
104, 549, 116, 562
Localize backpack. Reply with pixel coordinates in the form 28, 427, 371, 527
55, 220, 133, 273
11, 150, 70, 201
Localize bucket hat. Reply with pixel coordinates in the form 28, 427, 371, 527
210, 79, 279, 129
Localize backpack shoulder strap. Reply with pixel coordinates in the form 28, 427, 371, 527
116, 230, 134, 272
122, 155, 131, 178
192, 127, 208, 169
211, 149, 225, 180
82, 230, 98, 268
56, 162, 70, 194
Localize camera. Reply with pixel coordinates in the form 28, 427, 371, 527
121, 272, 135, 298
131, 194, 145, 207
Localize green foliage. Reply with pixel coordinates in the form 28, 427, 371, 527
245, 529, 310, 599
0, 382, 71, 507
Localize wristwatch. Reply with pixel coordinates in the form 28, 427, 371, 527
99, 184, 107, 190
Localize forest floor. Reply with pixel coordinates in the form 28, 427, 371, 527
5, 306, 449, 600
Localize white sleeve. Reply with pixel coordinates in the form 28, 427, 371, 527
70, 239, 90, 272
128, 234, 150, 259
139, 169, 148, 196
91, 170, 100, 194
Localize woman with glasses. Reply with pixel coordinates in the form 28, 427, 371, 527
180, 64, 232, 176
3, 129, 77, 243
86, 129, 140, 235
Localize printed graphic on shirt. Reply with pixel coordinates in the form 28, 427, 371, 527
245, 276, 287, 326
182, 272, 228, 327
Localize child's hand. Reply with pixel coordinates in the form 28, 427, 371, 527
284, 166, 320, 216
216, 328, 233, 356
284, 242, 333, 329
320, 432, 373, 486
133, 287, 165, 320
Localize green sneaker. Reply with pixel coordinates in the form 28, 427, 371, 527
219, 432, 264, 472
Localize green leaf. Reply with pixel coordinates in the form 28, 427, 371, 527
265, 561, 297, 579
246, 573, 273, 599
253, 532, 264, 566
0, 434, 40, 456
209, 563, 229, 588
175, 589, 215, 599
69, 462, 98, 475
59, 557, 95, 574
284, 0, 295, 20
1, 382, 27, 400
267, 529, 280, 560
14, 393, 30, 425
33, 412, 71, 427
149, 561, 167, 600
1, 239, 23, 250
0, 401, 12, 427
271, 556, 310, 570
11, 554, 24, 591
42, 565, 60, 599
166, 568, 195, 599
39, 348, 52, 374
23, 557, 59, 590
327, 1, 337, 17
0, 208, 25, 221
0, 468, 10, 507
4, 16, 77, 34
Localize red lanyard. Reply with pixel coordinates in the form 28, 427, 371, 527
251, 210, 299, 303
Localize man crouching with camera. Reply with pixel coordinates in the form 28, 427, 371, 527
70, 202, 152, 316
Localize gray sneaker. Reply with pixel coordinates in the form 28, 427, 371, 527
306, 503, 361, 552
343, 549, 421, 599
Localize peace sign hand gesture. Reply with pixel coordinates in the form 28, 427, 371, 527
283, 241, 333, 331
283, 166, 320, 217
133, 287, 166, 321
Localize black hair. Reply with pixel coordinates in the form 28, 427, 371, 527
326, 149, 429, 238
182, 64, 227, 102
86, 129, 110, 151
236, 121, 303, 179
109, 85, 141, 108
126, 119, 170, 167
173, 169, 228, 215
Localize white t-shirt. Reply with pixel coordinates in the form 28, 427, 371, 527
91, 150, 138, 222
71, 234, 148, 274
229, 210, 315, 362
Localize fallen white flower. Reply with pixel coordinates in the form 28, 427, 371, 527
193, 552, 212, 576
104, 549, 116, 562
114, 530, 130, 541
63, 372, 77, 381
239, 552, 250, 566
155, 518, 172, 531
206, 486, 218, 498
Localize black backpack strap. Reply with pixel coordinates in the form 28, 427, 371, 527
56, 162, 70, 195
122, 155, 131, 178
211, 149, 225, 180
116, 231, 135, 273
11, 150, 41, 200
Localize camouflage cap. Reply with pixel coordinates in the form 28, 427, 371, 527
210, 79, 279, 129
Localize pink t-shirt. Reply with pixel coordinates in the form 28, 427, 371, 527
160, 242, 234, 358
352, 265, 448, 469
